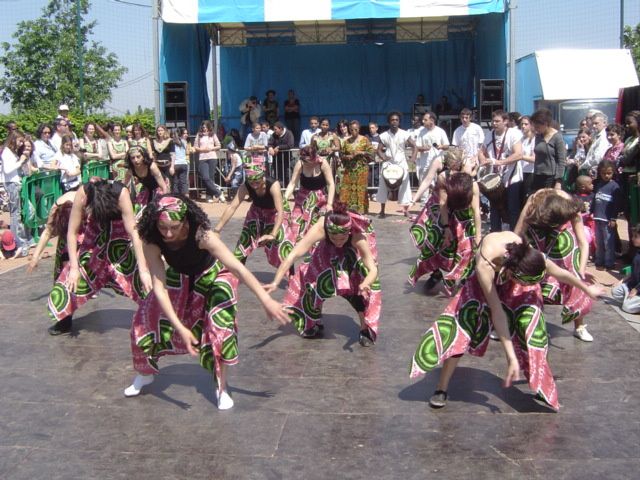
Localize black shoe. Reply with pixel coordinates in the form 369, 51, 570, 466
358, 329, 375, 347
429, 390, 448, 408
423, 272, 442, 292
48, 316, 72, 336
301, 325, 320, 338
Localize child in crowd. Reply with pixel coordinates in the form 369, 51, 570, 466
611, 225, 640, 313
592, 160, 621, 270
0, 229, 17, 259
223, 139, 245, 201
573, 175, 596, 257
52, 135, 81, 192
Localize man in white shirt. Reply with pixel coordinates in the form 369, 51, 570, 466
452, 108, 484, 172
51, 118, 70, 152
376, 112, 415, 218
478, 110, 523, 232
582, 112, 611, 172
299, 116, 321, 149
414, 112, 450, 191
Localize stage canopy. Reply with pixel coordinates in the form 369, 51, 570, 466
159, 1, 507, 132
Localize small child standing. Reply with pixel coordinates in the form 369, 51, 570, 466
592, 160, 621, 270
611, 225, 640, 313
573, 175, 596, 257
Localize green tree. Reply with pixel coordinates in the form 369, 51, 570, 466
624, 23, 640, 79
0, 0, 126, 113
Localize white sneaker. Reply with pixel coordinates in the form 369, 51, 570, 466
216, 388, 234, 410
489, 330, 499, 340
124, 374, 154, 397
219, 193, 227, 203
207, 197, 214, 203
573, 325, 593, 342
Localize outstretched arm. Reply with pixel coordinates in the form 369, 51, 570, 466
545, 260, 604, 298
214, 184, 245, 233
321, 159, 335, 210
411, 157, 442, 204
119, 188, 152, 295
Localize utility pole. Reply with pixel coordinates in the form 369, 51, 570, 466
620, 0, 625, 48
76, 0, 84, 113
152, 0, 161, 125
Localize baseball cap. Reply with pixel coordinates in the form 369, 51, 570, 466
1, 230, 16, 251
59, 104, 69, 111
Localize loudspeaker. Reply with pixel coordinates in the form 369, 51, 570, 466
164, 82, 189, 129
479, 79, 504, 124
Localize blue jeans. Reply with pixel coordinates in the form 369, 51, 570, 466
197, 159, 222, 199
594, 220, 616, 268
4, 182, 31, 248
172, 164, 189, 195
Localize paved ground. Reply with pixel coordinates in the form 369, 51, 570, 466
1, 206, 639, 479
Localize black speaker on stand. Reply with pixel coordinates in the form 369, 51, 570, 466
164, 82, 189, 129
479, 79, 505, 125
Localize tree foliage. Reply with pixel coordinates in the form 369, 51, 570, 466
624, 23, 640, 80
0, 0, 127, 113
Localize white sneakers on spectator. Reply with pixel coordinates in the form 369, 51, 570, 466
573, 325, 593, 342
124, 374, 154, 397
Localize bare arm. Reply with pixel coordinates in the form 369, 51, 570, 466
118, 188, 152, 294
214, 184, 246, 233
496, 141, 522, 167
257, 181, 284, 244
353, 234, 378, 295
284, 161, 302, 200
321, 159, 335, 210
150, 162, 170, 194
472, 182, 482, 245
545, 260, 604, 298
570, 214, 589, 276
412, 157, 442, 203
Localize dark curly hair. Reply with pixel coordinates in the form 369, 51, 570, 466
126, 145, 152, 171
48, 200, 74, 238
526, 191, 581, 229
137, 193, 211, 245
503, 241, 546, 277
84, 179, 123, 226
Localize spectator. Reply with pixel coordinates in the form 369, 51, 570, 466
1, 131, 31, 256
51, 117, 70, 152
620, 111, 640, 257
0, 229, 17, 260
283, 89, 301, 142
17, 135, 38, 177
336, 119, 349, 143
78, 122, 103, 164
413, 94, 427, 117
128, 122, 153, 159
435, 96, 453, 116
171, 128, 191, 196
611, 225, 640, 313
582, 112, 610, 173
52, 135, 81, 192
151, 124, 176, 180
414, 112, 450, 201
530, 108, 566, 191
507, 112, 522, 130
244, 123, 269, 168
519, 115, 535, 201
107, 123, 129, 182
33, 123, 58, 171
592, 160, 621, 271
239, 96, 262, 139
603, 124, 625, 163
367, 122, 381, 190
56, 104, 70, 122
194, 120, 225, 203
298, 116, 320, 149
263, 90, 279, 127
452, 108, 484, 171
268, 121, 295, 185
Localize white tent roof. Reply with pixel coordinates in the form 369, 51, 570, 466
536, 49, 639, 100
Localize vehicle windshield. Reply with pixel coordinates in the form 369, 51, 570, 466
560, 100, 618, 133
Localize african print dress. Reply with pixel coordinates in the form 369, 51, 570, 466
282, 165, 328, 252
338, 137, 373, 214
48, 216, 146, 324
51, 204, 83, 283
526, 223, 592, 324
131, 259, 239, 383
109, 139, 128, 182
408, 192, 476, 295
284, 211, 381, 339
410, 271, 559, 410
234, 177, 286, 268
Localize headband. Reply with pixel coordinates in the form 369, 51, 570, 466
157, 196, 187, 222
244, 163, 265, 181
511, 268, 546, 286
325, 216, 352, 235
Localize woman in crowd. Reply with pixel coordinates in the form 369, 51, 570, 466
265, 208, 380, 345
33, 123, 58, 171
244, 122, 269, 169
193, 120, 225, 203
171, 128, 191, 196
27, 190, 77, 281
619, 111, 640, 257
515, 188, 595, 341
52, 135, 81, 192
215, 164, 285, 269
336, 119, 350, 144
18, 135, 38, 176
531, 108, 566, 191
263, 90, 279, 126
222, 137, 245, 202
108, 123, 129, 182
338, 120, 373, 214
127, 194, 290, 409
128, 122, 153, 158
311, 118, 340, 168
1, 131, 32, 257
410, 231, 603, 411
78, 122, 103, 163
125, 146, 169, 209
47, 178, 152, 335
151, 124, 175, 181
519, 115, 535, 201
282, 145, 335, 249
603, 124, 625, 164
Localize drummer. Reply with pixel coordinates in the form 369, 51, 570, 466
478, 110, 522, 231
376, 111, 416, 218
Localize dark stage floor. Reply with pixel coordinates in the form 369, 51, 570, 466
1, 217, 639, 479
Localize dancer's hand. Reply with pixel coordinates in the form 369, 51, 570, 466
503, 356, 520, 388
263, 298, 291, 325
585, 284, 606, 299
66, 267, 80, 293
178, 326, 200, 356
263, 282, 278, 294
26, 258, 38, 274
358, 282, 371, 298
139, 270, 153, 295
257, 234, 274, 246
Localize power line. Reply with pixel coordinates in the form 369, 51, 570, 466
109, 0, 152, 8
117, 71, 153, 88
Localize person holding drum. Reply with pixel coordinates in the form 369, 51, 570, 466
376, 111, 416, 218
478, 110, 522, 232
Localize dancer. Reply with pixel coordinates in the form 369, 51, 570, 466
127, 195, 290, 409
282, 145, 335, 249
27, 190, 77, 281
215, 164, 285, 268
125, 146, 169, 209
47, 178, 152, 335
265, 209, 380, 345
410, 231, 603, 411
408, 171, 481, 294
515, 188, 595, 341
